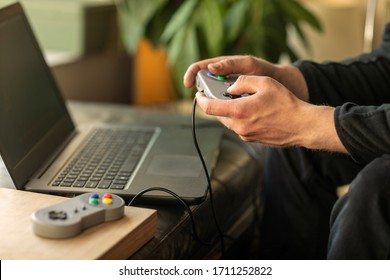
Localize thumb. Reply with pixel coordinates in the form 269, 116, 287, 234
195, 92, 232, 117
227, 75, 259, 96
208, 56, 255, 76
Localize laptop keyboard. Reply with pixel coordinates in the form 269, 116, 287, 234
51, 128, 155, 190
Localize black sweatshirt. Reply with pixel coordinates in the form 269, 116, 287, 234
294, 23, 390, 164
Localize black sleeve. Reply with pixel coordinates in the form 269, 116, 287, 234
335, 103, 390, 163
293, 23, 390, 164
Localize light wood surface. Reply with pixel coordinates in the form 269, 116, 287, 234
0, 188, 157, 260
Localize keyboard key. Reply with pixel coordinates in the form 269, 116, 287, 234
85, 181, 98, 188
73, 181, 86, 187
97, 180, 112, 189
110, 184, 125, 190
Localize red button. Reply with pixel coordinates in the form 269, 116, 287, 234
103, 193, 112, 199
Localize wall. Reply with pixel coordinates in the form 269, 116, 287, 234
293, 0, 390, 62
0, 0, 116, 56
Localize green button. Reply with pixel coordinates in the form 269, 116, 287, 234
89, 198, 99, 205
217, 75, 225, 80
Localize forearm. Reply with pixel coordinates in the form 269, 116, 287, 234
298, 102, 390, 163
295, 104, 347, 153
274, 64, 309, 102
245, 56, 310, 102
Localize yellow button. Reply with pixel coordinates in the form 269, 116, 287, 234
103, 198, 113, 205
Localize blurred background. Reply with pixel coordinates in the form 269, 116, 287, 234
1, 0, 389, 105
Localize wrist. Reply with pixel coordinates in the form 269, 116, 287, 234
297, 104, 348, 153
276, 64, 309, 102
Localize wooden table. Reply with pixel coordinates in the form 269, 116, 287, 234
0, 188, 156, 260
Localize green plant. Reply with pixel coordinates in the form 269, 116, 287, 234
116, 0, 322, 98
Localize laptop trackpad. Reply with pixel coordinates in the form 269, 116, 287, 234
146, 155, 202, 177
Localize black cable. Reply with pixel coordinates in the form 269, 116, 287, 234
129, 97, 228, 256
191, 96, 226, 255
128, 186, 210, 246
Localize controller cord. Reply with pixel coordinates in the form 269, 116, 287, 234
191, 96, 226, 254
129, 96, 227, 257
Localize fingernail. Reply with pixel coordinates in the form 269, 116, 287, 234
210, 62, 222, 69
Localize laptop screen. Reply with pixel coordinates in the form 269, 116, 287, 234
0, 3, 75, 188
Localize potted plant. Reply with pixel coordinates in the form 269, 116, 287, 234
116, 0, 322, 100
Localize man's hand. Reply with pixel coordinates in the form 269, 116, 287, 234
185, 55, 347, 153
184, 55, 309, 101
195, 75, 347, 153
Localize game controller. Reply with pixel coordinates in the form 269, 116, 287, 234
196, 69, 239, 100
31, 193, 125, 239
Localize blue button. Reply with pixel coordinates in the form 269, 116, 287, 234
90, 193, 99, 199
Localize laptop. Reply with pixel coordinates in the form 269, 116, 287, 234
0, 2, 223, 205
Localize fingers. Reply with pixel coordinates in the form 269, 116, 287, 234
228, 75, 262, 96
208, 55, 257, 76
195, 75, 260, 115
183, 56, 229, 88
195, 75, 281, 124
183, 55, 258, 88
195, 93, 239, 133
195, 92, 234, 117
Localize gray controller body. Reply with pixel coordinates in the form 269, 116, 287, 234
196, 69, 239, 100
31, 193, 125, 239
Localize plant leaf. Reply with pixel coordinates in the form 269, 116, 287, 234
291, 22, 310, 50
278, 0, 322, 32
116, 0, 168, 53
224, 0, 249, 43
161, 0, 199, 43
198, 0, 224, 56
167, 24, 200, 98
165, 26, 186, 64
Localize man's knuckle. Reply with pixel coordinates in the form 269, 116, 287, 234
202, 102, 213, 115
